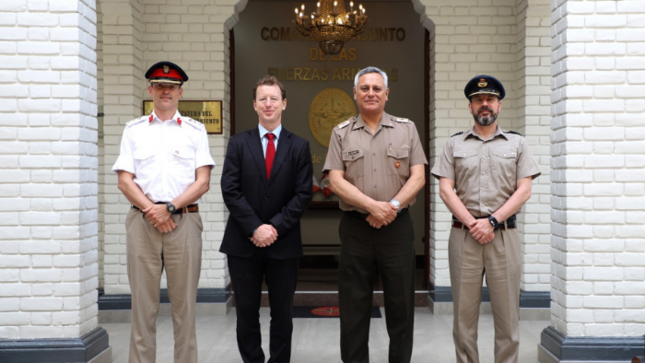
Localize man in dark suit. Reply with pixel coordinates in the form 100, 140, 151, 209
220, 75, 313, 363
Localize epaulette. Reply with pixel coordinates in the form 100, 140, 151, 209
505, 130, 522, 136
337, 120, 350, 129
125, 115, 148, 128
451, 131, 464, 137
182, 117, 204, 130
393, 117, 410, 123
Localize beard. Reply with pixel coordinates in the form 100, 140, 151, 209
473, 105, 498, 126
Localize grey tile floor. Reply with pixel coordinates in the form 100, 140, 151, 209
102, 307, 549, 363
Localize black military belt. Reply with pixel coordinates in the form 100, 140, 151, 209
132, 203, 199, 215
346, 208, 409, 220
451, 214, 516, 230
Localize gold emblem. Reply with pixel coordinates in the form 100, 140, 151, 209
395, 160, 401, 169
309, 87, 357, 147
163, 65, 170, 74
478, 78, 487, 88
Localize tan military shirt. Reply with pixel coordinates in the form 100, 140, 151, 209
323, 112, 428, 213
431, 126, 541, 217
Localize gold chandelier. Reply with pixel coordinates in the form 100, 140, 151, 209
294, 0, 368, 55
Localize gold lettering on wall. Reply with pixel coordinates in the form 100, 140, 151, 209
311, 153, 324, 164
260, 27, 406, 42
268, 67, 398, 82
309, 47, 357, 61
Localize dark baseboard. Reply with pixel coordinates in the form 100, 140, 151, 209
428, 283, 550, 308
519, 290, 550, 308
0, 327, 109, 363
98, 287, 232, 310
540, 326, 645, 361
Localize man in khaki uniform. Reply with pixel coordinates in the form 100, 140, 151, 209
431, 75, 541, 363
323, 66, 427, 363
112, 61, 214, 363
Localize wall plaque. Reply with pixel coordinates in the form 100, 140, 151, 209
143, 100, 222, 134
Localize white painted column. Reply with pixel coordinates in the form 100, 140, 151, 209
0, 0, 109, 361
540, 0, 645, 361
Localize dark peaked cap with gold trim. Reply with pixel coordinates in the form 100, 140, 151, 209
145, 61, 189, 85
464, 74, 505, 100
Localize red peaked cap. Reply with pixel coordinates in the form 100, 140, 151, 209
145, 61, 189, 85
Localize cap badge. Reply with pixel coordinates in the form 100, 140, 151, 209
163, 65, 170, 74
395, 160, 401, 169
478, 78, 487, 88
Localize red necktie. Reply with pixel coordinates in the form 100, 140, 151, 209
265, 133, 275, 180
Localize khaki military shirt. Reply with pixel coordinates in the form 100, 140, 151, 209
323, 112, 428, 213
431, 126, 540, 217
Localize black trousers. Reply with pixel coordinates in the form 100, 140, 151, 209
228, 249, 299, 363
339, 211, 416, 363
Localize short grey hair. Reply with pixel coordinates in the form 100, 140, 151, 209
354, 66, 388, 88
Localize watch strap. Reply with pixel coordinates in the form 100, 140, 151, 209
488, 215, 499, 228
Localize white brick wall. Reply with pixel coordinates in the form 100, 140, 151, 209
550, 0, 645, 337
514, 0, 552, 292
96, 0, 555, 296
416, 0, 552, 291
100, 0, 246, 294
0, 0, 98, 339
100, 0, 144, 295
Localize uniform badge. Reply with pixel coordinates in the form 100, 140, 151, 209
395, 160, 401, 169
478, 78, 487, 88
163, 65, 170, 74
345, 150, 360, 156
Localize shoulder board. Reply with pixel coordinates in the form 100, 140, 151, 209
182, 117, 204, 130
126, 115, 148, 127
505, 130, 522, 136
451, 131, 464, 137
337, 120, 350, 129
392, 117, 409, 123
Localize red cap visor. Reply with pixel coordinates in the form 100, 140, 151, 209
148, 68, 184, 84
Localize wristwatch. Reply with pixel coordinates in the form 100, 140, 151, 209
488, 215, 499, 228
166, 202, 176, 213
389, 198, 401, 212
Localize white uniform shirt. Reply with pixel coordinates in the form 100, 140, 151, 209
112, 110, 215, 203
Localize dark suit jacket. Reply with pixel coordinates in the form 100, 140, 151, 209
220, 126, 313, 259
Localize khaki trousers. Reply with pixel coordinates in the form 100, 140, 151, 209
448, 226, 521, 363
126, 208, 203, 363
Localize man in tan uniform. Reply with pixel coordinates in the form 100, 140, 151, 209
431, 75, 541, 363
323, 66, 427, 363
112, 61, 214, 363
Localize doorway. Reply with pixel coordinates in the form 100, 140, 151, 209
231, 0, 430, 305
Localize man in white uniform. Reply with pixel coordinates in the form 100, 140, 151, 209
112, 61, 215, 363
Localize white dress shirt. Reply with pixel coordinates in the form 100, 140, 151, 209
258, 123, 282, 157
